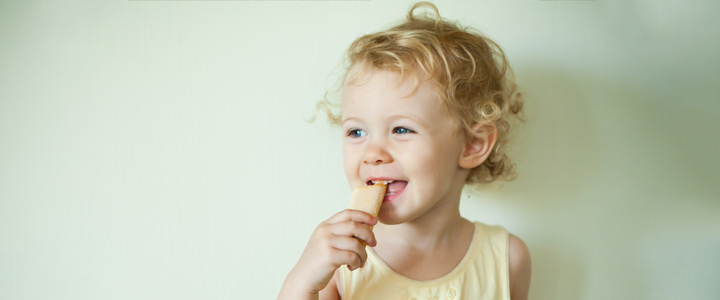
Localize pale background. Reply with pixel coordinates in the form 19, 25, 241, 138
1, 0, 718, 299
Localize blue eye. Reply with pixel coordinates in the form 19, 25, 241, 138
347, 129, 367, 138
393, 127, 415, 134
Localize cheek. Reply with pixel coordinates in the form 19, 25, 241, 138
409, 140, 462, 186
342, 144, 361, 178
415, 138, 462, 168
407, 148, 444, 180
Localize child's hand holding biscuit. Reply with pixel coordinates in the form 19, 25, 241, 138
279, 183, 386, 298
280, 209, 377, 297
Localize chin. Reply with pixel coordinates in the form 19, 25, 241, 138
376, 190, 417, 225
377, 210, 405, 225
377, 205, 421, 225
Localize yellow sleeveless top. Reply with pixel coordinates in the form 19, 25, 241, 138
339, 222, 509, 300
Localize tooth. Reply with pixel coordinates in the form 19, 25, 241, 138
370, 180, 393, 185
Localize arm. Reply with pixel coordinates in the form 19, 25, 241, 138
508, 234, 532, 300
278, 271, 319, 300
278, 269, 340, 300
318, 270, 341, 300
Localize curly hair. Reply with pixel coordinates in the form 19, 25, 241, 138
317, 2, 525, 185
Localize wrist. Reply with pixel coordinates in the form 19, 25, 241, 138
279, 268, 319, 299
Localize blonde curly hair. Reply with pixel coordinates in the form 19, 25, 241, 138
317, 2, 524, 185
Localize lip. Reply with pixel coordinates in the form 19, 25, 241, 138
383, 185, 405, 202
364, 177, 407, 203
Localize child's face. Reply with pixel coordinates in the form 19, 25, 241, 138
341, 69, 469, 225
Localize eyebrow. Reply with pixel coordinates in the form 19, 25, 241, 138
341, 117, 360, 125
388, 115, 427, 127
342, 115, 427, 128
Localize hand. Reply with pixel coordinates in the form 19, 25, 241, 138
281, 209, 378, 297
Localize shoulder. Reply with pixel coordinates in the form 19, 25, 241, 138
507, 233, 531, 300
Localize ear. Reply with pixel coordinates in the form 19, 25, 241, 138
458, 122, 498, 169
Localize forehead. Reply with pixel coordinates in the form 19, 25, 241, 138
341, 69, 442, 115
344, 66, 421, 95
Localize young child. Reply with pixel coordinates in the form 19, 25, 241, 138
280, 2, 530, 299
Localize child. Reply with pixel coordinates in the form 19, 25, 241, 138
279, 2, 530, 299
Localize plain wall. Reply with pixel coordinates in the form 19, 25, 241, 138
1, 0, 718, 299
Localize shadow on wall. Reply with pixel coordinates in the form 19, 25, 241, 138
491, 65, 720, 300
529, 244, 585, 299
500, 66, 601, 300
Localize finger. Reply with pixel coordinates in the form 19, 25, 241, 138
328, 221, 377, 247
332, 249, 362, 271
330, 236, 368, 266
326, 209, 377, 226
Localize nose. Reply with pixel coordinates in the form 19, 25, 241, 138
362, 143, 393, 165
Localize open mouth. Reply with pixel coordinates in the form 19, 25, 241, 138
366, 179, 408, 202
